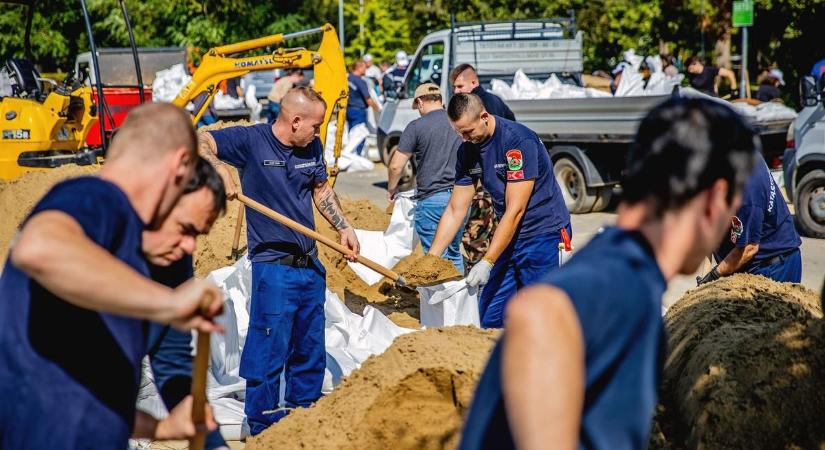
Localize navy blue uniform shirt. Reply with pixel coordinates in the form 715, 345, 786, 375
715, 155, 801, 268
347, 74, 370, 110
460, 227, 667, 450
454, 116, 570, 238
472, 85, 515, 121
0, 177, 148, 449
210, 124, 328, 262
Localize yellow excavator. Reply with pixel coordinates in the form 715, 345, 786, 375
171, 23, 349, 185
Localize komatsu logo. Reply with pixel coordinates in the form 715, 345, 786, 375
234, 58, 274, 68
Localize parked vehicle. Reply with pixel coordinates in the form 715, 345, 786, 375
379, 17, 794, 213
783, 76, 825, 238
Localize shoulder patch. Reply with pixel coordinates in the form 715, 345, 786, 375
507, 170, 525, 181
730, 216, 743, 243
506, 149, 523, 171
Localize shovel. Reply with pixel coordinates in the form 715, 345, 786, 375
236, 193, 408, 287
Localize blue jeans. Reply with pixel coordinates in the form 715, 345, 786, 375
147, 325, 227, 449
346, 107, 368, 156
240, 259, 326, 436
478, 224, 572, 328
415, 190, 465, 274
748, 249, 802, 283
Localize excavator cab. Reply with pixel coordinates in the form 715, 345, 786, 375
0, 0, 144, 180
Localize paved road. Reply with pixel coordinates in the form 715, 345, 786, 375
334, 166, 825, 307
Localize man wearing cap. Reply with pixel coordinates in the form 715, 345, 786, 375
363, 54, 383, 89
449, 63, 515, 120
383, 51, 410, 97
755, 69, 785, 102
428, 93, 571, 328
387, 83, 466, 272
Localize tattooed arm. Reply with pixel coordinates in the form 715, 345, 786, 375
313, 181, 360, 260
197, 131, 238, 198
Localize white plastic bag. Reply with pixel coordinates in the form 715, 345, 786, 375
348, 191, 418, 285
418, 280, 480, 327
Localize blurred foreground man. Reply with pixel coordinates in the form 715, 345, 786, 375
460, 97, 759, 450
0, 103, 223, 449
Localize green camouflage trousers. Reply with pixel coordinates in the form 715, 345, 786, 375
462, 187, 497, 267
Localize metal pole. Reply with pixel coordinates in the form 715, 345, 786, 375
119, 0, 145, 103
338, 0, 345, 53
79, 0, 108, 153
740, 26, 748, 99
359, 0, 364, 56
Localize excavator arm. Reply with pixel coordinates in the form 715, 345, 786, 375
172, 24, 348, 185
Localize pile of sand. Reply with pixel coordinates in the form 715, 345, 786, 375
652, 274, 825, 449
0, 165, 101, 265
395, 254, 461, 286
247, 326, 500, 450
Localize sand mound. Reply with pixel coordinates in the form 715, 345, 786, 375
652, 274, 825, 449
246, 326, 500, 450
0, 165, 101, 265
395, 254, 461, 286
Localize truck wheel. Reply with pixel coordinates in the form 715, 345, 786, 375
389, 145, 416, 192
794, 169, 825, 238
591, 186, 614, 213
553, 157, 596, 214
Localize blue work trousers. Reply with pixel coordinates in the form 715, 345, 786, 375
240, 259, 326, 436
415, 190, 465, 274
346, 107, 368, 156
748, 249, 802, 283
478, 224, 572, 328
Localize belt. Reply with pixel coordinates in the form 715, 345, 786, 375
755, 248, 798, 268
273, 248, 318, 268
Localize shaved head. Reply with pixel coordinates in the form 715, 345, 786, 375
448, 93, 493, 144
275, 86, 327, 147
108, 103, 197, 163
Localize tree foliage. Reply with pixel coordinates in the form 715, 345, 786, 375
1, 0, 822, 101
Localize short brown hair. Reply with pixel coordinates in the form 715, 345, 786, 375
447, 93, 485, 121
109, 103, 196, 162
449, 63, 476, 84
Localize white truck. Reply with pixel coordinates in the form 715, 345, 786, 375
378, 17, 793, 213
783, 76, 825, 238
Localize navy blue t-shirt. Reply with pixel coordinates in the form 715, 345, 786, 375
472, 85, 515, 121
459, 227, 666, 450
715, 155, 801, 268
210, 124, 327, 262
0, 177, 148, 449
347, 73, 370, 110
454, 116, 570, 238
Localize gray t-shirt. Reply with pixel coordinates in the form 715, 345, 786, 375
398, 109, 462, 200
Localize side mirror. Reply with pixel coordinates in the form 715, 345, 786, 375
800, 76, 819, 107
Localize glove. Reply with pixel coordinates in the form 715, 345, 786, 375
696, 266, 721, 286
466, 258, 493, 288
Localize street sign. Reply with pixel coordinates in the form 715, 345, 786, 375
733, 0, 754, 27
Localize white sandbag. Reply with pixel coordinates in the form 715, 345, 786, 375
348, 192, 418, 285
151, 63, 191, 103
492, 70, 610, 100
418, 280, 480, 327
731, 101, 798, 122
323, 120, 375, 173
212, 90, 246, 110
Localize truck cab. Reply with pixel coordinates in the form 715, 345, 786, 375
784, 76, 825, 238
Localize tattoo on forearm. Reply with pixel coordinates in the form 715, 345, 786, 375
316, 185, 350, 231
197, 132, 222, 166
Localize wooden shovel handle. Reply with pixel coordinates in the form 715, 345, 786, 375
189, 295, 214, 450
236, 193, 401, 282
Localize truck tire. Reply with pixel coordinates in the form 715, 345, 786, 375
591, 186, 614, 213
379, 141, 391, 166
794, 169, 825, 238
388, 145, 416, 192
553, 157, 596, 214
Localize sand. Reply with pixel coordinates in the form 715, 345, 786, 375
246, 326, 500, 450
652, 274, 825, 449
0, 164, 101, 266
395, 254, 461, 286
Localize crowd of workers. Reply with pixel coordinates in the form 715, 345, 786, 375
0, 47, 809, 450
